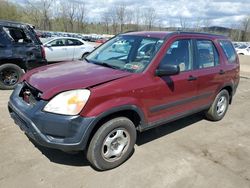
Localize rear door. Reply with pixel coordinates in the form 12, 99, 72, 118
194, 39, 225, 106
66, 39, 83, 60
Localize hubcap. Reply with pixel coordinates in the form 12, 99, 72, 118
101, 128, 130, 162
216, 96, 227, 116
0, 69, 19, 86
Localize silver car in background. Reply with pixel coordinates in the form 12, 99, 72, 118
43, 37, 95, 62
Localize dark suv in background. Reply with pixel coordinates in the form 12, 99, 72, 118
0, 20, 47, 89
9, 31, 239, 170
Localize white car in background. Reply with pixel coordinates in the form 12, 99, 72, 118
43, 37, 95, 62
236, 45, 250, 55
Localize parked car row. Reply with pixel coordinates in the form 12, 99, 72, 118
36, 30, 113, 43
233, 42, 250, 55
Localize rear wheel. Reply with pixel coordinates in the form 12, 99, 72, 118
0, 64, 24, 90
206, 90, 229, 121
87, 117, 136, 171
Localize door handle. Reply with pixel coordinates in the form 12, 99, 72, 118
187, 75, 197, 81
219, 70, 225, 75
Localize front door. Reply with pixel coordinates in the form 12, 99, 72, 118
45, 38, 68, 62
147, 39, 199, 124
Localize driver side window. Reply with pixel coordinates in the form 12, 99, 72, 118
160, 39, 193, 72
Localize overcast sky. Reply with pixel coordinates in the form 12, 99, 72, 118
13, 0, 250, 28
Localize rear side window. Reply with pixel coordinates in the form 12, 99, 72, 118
196, 40, 219, 69
219, 40, 236, 63
2, 27, 33, 44
67, 39, 83, 46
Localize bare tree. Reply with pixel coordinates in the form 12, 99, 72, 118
59, 2, 69, 32
102, 11, 111, 34
116, 5, 126, 33
193, 17, 202, 31
179, 16, 188, 30
22, 4, 40, 26
107, 7, 118, 34
24, 0, 54, 30
156, 19, 164, 31
167, 18, 176, 30
68, 2, 76, 32
241, 16, 250, 41
126, 9, 133, 31
134, 7, 141, 31
202, 18, 212, 32
143, 8, 156, 30
76, 3, 86, 32
229, 23, 242, 41
0, 0, 20, 21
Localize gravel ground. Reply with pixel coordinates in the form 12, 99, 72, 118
0, 56, 249, 188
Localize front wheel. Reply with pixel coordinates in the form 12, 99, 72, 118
87, 117, 137, 171
206, 90, 229, 121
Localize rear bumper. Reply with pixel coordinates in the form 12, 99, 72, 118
8, 84, 95, 151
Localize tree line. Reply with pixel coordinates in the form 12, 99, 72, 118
0, 0, 249, 41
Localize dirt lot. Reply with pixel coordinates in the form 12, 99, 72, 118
0, 56, 250, 188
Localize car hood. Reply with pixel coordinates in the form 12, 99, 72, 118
22, 61, 132, 100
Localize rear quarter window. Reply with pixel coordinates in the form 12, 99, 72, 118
0, 28, 10, 45
219, 40, 237, 63
2, 26, 33, 44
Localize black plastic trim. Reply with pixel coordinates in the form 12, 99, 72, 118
141, 104, 210, 131
89, 105, 146, 131
150, 92, 212, 113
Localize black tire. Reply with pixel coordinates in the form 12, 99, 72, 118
0, 64, 24, 90
87, 117, 137, 171
206, 90, 229, 121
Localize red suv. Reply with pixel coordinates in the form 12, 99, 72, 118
8, 31, 240, 170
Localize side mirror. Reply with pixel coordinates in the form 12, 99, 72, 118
44, 43, 52, 47
155, 64, 180, 77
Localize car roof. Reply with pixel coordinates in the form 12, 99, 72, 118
121, 31, 228, 40
46, 37, 82, 40
0, 20, 34, 28
44, 37, 86, 44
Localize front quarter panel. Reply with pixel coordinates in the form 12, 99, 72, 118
80, 74, 150, 123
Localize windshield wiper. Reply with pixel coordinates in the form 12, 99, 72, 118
97, 62, 120, 70
86, 59, 120, 70
84, 57, 89, 62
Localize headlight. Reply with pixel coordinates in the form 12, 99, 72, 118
43, 89, 90, 115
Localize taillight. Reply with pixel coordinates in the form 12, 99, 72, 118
41, 46, 46, 59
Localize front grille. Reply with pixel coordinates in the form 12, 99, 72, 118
19, 82, 42, 105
